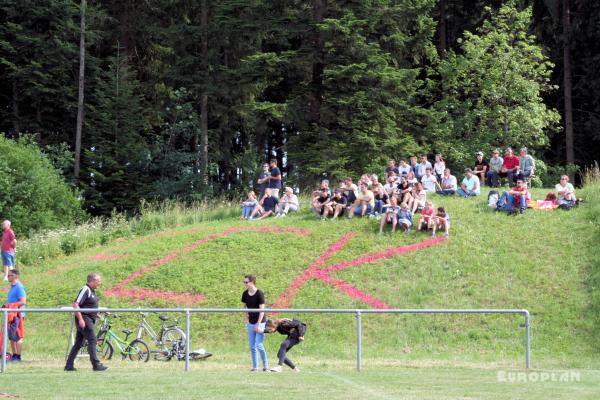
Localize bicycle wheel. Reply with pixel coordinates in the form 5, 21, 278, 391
162, 327, 186, 352
127, 339, 150, 362
97, 339, 114, 360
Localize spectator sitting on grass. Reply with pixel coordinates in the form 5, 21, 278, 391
408, 182, 426, 214
406, 170, 418, 186
323, 189, 348, 219
349, 182, 374, 218
385, 159, 400, 176
486, 149, 504, 187
249, 188, 279, 220
420, 167, 437, 193
500, 147, 519, 187
415, 154, 432, 181
555, 175, 577, 208
432, 207, 450, 237
473, 151, 488, 185
417, 201, 435, 232
383, 173, 398, 195
397, 175, 413, 205
372, 184, 390, 216
276, 187, 299, 217
241, 191, 258, 220
396, 202, 413, 233
313, 187, 331, 219
497, 178, 529, 214
341, 178, 358, 205
435, 168, 457, 196
409, 156, 419, 176
518, 147, 535, 182
379, 195, 400, 234
398, 158, 411, 177
457, 168, 480, 197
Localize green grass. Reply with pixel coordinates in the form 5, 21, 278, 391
6, 184, 600, 379
1, 362, 599, 399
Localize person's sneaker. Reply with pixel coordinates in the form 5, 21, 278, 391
93, 364, 108, 371
249, 368, 258, 372
269, 365, 282, 373
292, 367, 300, 373
64, 366, 77, 372
262, 368, 271, 372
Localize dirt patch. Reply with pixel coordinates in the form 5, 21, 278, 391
0, 394, 19, 398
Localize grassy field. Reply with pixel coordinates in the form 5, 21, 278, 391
1, 361, 599, 399
2, 185, 600, 397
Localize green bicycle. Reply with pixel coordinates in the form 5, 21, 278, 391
95, 313, 150, 362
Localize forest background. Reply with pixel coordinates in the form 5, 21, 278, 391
0, 0, 597, 232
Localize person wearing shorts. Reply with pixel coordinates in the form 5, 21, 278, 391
6, 269, 26, 362
2, 220, 16, 281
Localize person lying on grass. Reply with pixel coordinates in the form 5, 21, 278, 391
264, 318, 306, 373
432, 207, 450, 238
249, 188, 279, 220
379, 195, 400, 234
417, 201, 435, 233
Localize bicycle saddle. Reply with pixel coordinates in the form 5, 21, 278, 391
122, 329, 133, 336
159, 315, 170, 321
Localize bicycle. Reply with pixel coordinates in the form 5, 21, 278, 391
95, 313, 150, 362
135, 312, 186, 361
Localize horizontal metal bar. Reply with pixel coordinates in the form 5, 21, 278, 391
1, 307, 529, 315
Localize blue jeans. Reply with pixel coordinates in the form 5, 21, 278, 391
437, 189, 456, 196
498, 192, 526, 211
487, 171, 499, 187
374, 200, 386, 214
354, 204, 373, 216
247, 322, 267, 369
457, 188, 479, 197
242, 205, 255, 218
1, 252, 14, 267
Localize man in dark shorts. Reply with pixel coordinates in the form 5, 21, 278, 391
313, 187, 331, 219
250, 188, 279, 220
324, 189, 347, 219
257, 163, 270, 199
267, 159, 282, 198
5, 269, 26, 362
64, 273, 108, 371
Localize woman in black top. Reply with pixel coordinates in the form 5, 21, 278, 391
241, 274, 268, 371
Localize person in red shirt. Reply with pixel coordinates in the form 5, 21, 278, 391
499, 147, 519, 187
417, 201, 435, 232
2, 220, 17, 282
497, 179, 530, 214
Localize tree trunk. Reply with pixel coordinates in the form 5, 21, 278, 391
11, 81, 20, 139
562, 0, 574, 166
309, 0, 325, 125
438, 0, 447, 56
199, 0, 209, 185
74, 0, 86, 181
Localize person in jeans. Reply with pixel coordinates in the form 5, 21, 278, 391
457, 168, 481, 197
500, 147, 519, 187
65, 273, 108, 371
497, 178, 529, 214
2, 220, 16, 282
518, 147, 535, 182
241, 274, 268, 372
435, 168, 457, 195
264, 318, 306, 373
241, 191, 258, 219
486, 149, 504, 187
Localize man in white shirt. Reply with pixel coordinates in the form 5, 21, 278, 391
457, 168, 480, 197
435, 168, 457, 195
420, 168, 437, 193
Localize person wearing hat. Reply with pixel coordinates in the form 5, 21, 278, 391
457, 168, 481, 197
473, 151, 489, 186
486, 149, 504, 187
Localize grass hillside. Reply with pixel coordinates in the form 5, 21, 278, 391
6, 186, 600, 370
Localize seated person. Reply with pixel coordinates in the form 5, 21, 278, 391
499, 147, 519, 187
409, 156, 419, 176
385, 160, 399, 176
518, 147, 535, 182
457, 168, 481, 197
435, 168, 457, 195
313, 187, 331, 219
241, 191, 258, 219
497, 178, 529, 214
420, 167, 437, 193
370, 174, 380, 188
432, 207, 450, 237
406, 171, 418, 186
323, 189, 348, 219
555, 175, 576, 207
276, 187, 299, 217
372, 184, 390, 215
417, 201, 435, 232
379, 196, 400, 234
473, 151, 489, 185
249, 188, 279, 219
340, 177, 358, 205
408, 182, 426, 214
396, 202, 413, 233
486, 149, 504, 187
398, 158, 412, 177
433, 154, 446, 182
414, 155, 432, 181
383, 173, 398, 195
311, 179, 331, 198
349, 182, 374, 218
397, 175, 413, 204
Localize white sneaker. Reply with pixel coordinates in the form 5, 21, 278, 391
269, 366, 282, 372
292, 367, 300, 373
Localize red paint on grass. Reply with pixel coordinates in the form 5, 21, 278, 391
273, 236, 448, 310
106, 226, 311, 305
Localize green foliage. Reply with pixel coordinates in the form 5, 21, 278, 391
0, 135, 84, 235
434, 1, 560, 165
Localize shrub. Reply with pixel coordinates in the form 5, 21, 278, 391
0, 135, 85, 236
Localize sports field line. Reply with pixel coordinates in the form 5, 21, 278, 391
323, 371, 402, 400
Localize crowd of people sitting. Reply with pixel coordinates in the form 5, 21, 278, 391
241, 148, 578, 229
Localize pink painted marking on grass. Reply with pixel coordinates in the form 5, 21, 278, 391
274, 235, 448, 310
107, 226, 311, 304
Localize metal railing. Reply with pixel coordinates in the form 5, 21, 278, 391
1, 307, 530, 373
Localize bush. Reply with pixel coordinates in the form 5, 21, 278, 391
0, 135, 85, 236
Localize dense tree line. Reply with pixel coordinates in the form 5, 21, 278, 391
0, 0, 597, 216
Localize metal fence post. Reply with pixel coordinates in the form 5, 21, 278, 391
185, 310, 190, 372
2, 309, 7, 373
356, 310, 362, 372
524, 310, 530, 369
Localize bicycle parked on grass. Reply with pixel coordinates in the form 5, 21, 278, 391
95, 313, 150, 362
135, 312, 186, 361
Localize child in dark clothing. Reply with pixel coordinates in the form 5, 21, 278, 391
264, 318, 306, 372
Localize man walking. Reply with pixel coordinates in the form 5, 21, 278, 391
2, 220, 16, 281
64, 273, 108, 371
5, 269, 26, 362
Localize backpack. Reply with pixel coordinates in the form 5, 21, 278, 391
488, 190, 499, 208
